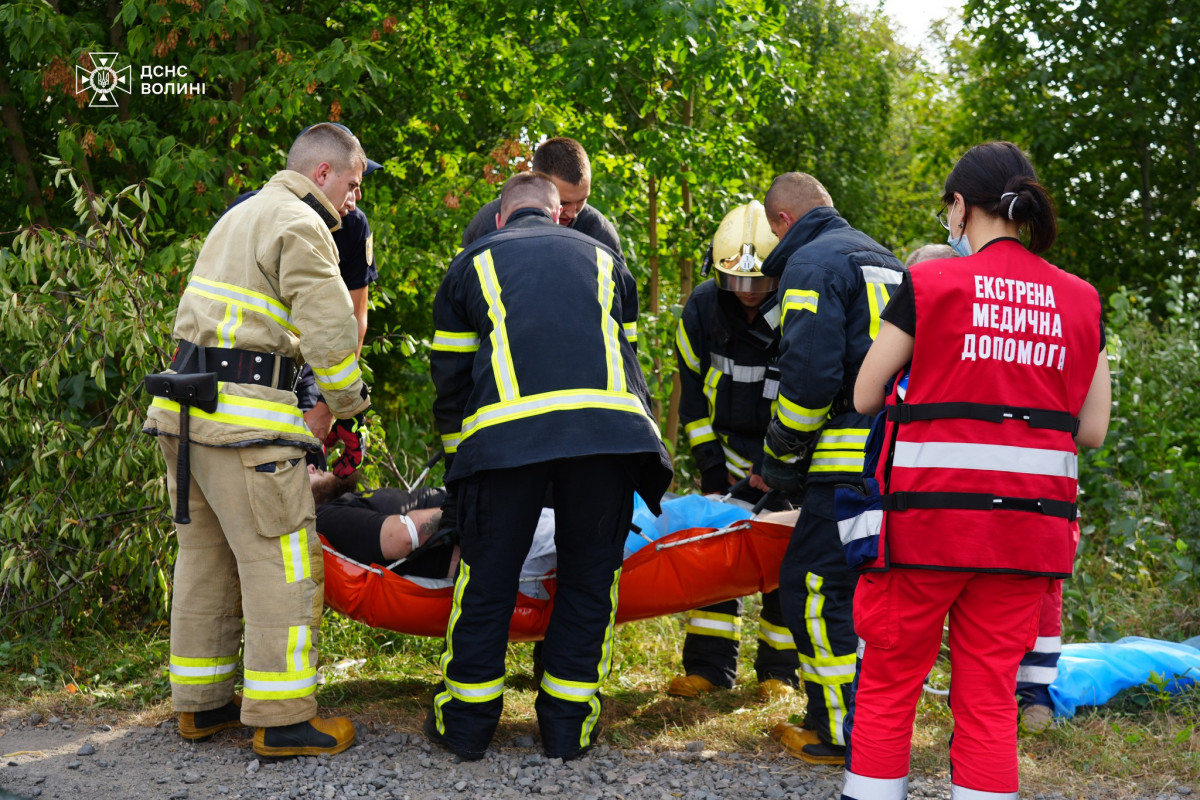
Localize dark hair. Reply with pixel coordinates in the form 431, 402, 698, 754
942, 141, 1057, 254
311, 470, 361, 508
531, 137, 591, 185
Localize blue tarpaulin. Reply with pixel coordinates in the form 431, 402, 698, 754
626, 494, 753, 555
1051, 636, 1200, 717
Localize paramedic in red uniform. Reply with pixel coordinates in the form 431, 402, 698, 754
845, 141, 1111, 800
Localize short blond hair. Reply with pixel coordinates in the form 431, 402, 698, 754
286, 123, 367, 175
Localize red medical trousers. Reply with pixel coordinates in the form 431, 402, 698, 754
845, 569, 1051, 798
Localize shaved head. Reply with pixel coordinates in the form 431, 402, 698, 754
498, 171, 561, 226
764, 172, 834, 220
286, 123, 367, 175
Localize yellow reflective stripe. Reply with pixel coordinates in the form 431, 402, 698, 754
431, 330, 481, 352
440, 431, 461, 454
217, 303, 242, 348
702, 366, 721, 422
460, 389, 661, 443
474, 250, 519, 402
186, 275, 299, 335
150, 390, 310, 437
865, 281, 891, 340
763, 441, 799, 463
723, 443, 752, 472
758, 619, 797, 650
433, 559, 475, 730
684, 418, 717, 446
782, 288, 819, 325
777, 394, 829, 432
280, 528, 311, 584
800, 571, 853, 744
312, 353, 362, 392
444, 674, 505, 703
598, 566, 620, 681
541, 671, 600, 702
286, 625, 312, 673
596, 249, 625, 392
685, 611, 742, 641
676, 322, 700, 373
169, 653, 238, 685
243, 666, 318, 700
811, 428, 868, 472
623, 321, 638, 344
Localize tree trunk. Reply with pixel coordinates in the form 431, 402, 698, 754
648, 173, 662, 420
0, 75, 50, 227
663, 90, 695, 452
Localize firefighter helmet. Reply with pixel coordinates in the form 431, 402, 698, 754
710, 201, 779, 293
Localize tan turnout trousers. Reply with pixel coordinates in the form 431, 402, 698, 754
160, 437, 323, 728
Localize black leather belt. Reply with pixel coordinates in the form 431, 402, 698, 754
170, 343, 296, 390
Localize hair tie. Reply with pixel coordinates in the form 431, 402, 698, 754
1000, 191, 1019, 221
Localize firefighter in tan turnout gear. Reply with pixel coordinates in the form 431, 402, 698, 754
143, 123, 370, 759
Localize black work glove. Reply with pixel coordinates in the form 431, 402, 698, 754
324, 413, 366, 477
761, 454, 807, 500
700, 464, 732, 495
430, 487, 459, 549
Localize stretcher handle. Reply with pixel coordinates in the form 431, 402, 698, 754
751, 488, 777, 517
404, 450, 444, 491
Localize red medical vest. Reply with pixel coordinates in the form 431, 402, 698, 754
874, 240, 1101, 576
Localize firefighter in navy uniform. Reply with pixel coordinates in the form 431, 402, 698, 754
756, 173, 905, 764
425, 172, 672, 761
143, 123, 370, 759
670, 201, 800, 701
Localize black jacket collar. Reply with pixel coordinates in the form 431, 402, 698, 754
760, 206, 848, 278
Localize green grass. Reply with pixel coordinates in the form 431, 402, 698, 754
2, 602, 1198, 797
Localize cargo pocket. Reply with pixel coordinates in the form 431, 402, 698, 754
853, 571, 895, 650
239, 444, 313, 538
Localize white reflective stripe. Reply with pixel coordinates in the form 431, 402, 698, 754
217, 303, 242, 348
623, 321, 638, 342
710, 353, 768, 383
843, 771, 909, 800
440, 431, 461, 453
1016, 664, 1058, 684
686, 422, 716, 445
432, 331, 481, 351
838, 509, 882, 544
758, 623, 795, 647
1031, 635, 1062, 654
892, 441, 1078, 479
243, 671, 318, 694
800, 661, 858, 679
474, 250, 519, 402
783, 288, 819, 318
460, 389, 658, 441
722, 444, 752, 469
169, 661, 237, 678
687, 616, 739, 634
280, 528, 310, 583
951, 784, 1018, 800
777, 395, 827, 431
819, 430, 869, 446
861, 265, 903, 285
150, 393, 309, 435
445, 675, 505, 702
676, 324, 700, 373
763, 304, 781, 330
288, 625, 311, 672
312, 355, 361, 391
541, 673, 599, 701
186, 276, 298, 333
596, 249, 625, 392
812, 455, 866, 468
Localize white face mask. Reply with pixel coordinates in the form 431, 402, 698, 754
946, 199, 973, 257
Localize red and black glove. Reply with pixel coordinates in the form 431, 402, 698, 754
323, 414, 367, 477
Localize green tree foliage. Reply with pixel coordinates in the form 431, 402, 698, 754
954, 0, 1200, 295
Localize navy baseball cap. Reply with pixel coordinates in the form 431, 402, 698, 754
297, 122, 383, 175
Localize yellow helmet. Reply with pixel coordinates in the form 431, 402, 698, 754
710, 200, 779, 293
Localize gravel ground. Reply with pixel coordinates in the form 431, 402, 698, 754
0, 710, 1194, 800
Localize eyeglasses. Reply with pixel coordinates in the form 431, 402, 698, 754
935, 206, 950, 232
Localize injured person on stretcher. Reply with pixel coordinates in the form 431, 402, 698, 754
308, 466, 558, 597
